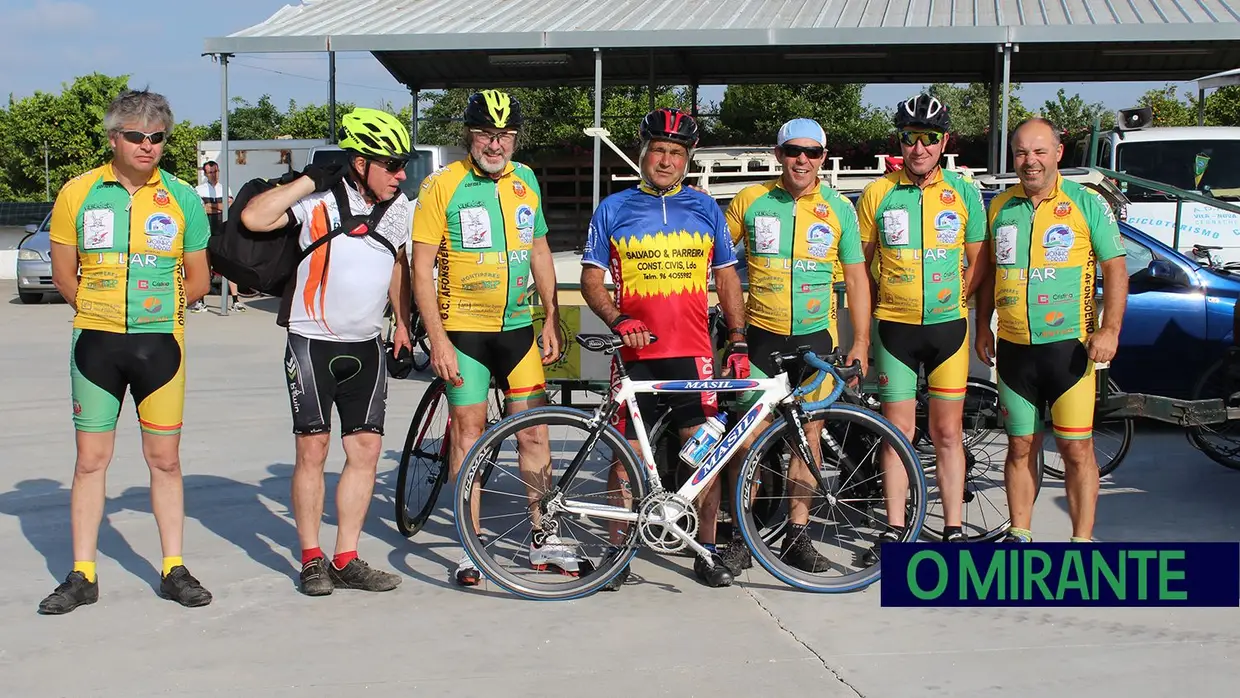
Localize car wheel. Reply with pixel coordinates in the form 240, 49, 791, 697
18, 291, 42, 304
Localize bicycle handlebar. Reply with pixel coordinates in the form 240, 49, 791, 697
788, 350, 863, 409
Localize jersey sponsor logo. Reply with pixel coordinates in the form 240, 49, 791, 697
934, 210, 961, 244
1037, 291, 1076, 305
1054, 201, 1072, 218
1043, 225, 1074, 262
141, 296, 163, 314
813, 203, 831, 220
82, 209, 115, 250
460, 206, 493, 249
84, 278, 118, 290
754, 215, 781, 253
614, 231, 713, 296
930, 270, 959, 283
996, 294, 1020, 308
515, 204, 535, 244
806, 298, 822, 313
886, 272, 916, 285
1001, 266, 1058, 282
144, 213, 179, 252
882, 209, 910, 246
939, 189, 957, 205
154, 188, 170, 206
759, 258, 823, 272
512, 180, 527, 198
806, 223, 834, 260
894, 248, 948, 261
995, 224, 1018, 265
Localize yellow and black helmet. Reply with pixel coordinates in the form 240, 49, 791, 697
338, 107, 411, 158
464, 90, 524, 130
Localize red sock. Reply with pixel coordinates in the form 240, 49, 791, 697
332, 551, 358, 570
301, 547, 325, 565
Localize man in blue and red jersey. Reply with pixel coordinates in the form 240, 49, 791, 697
581, 107, 747, 590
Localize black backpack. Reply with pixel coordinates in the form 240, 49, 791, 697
208, 174, 398, 325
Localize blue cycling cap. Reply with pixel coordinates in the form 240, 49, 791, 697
777, 118, 826, 147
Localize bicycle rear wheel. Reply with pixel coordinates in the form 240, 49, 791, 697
1187, 354, 1240, 471
456, 406, 648, 600
734, 403, 925, 593
396, 379, 451, 537
920, 378, 1043, 543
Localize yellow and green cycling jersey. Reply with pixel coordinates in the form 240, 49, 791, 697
411, 159, 548, 332
49, 165, 209, 335
986, 174, 1126, 345
725, 179, 864, 336
857, 168, 987, 325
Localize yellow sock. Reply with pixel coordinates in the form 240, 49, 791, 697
73, 560, 97, 583
162, 556, 183, 576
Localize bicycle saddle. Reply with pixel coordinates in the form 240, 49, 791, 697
1194, 244, 1223, 251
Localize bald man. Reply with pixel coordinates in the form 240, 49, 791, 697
973, 117, 1128, 543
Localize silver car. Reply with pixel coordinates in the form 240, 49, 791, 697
16, 212, 57, 304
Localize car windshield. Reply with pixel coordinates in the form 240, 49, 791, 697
1117, 139, 1240, 201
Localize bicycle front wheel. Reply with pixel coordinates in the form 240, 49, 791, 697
456, 406, 648, 600
735, 403, 925, 593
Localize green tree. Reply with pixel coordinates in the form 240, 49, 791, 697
1205, 85, 1240, 127
280, 99, 356, 140
1136, 85, 1199, 127
924, 82, 1031, 138
162, 120, 208, 185
0, 73, 131, 201
416, 86, 689, 152
203, 94, 286, 140
1040, 88, 1115, 139
716, 84, 890, 145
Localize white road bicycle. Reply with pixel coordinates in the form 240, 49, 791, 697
453, 333, 926, 600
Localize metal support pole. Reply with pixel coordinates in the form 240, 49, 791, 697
328, 51, 337, 142
411, 88, 420, 145
690, 83, 699, 116
220, 53, 232, 315
648, 49, 656, 110
999, 43, 1014, 174
593, 48, 603, 211
1199, 87, 1207, 127
44, 141, 50, 201
988, 48, 1001, 174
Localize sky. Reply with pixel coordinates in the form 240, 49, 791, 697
0, 0, 1209, 127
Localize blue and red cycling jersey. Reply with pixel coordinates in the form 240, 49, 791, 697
583, 182, 738, 362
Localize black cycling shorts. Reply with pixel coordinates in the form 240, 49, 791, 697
734, 326, 835, 412
610, 355, 718, 440
284, 333, 387, 436
874, 318, 969, 402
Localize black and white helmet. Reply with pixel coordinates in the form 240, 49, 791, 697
894, 93, 951, 131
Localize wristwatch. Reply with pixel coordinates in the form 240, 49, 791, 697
728, 327, 746, 339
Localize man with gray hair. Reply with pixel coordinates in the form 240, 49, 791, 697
41, 88, 214, 614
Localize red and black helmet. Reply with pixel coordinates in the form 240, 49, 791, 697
639, 107, 700, 148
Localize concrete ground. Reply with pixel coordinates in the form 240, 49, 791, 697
1, 280, 1238, 698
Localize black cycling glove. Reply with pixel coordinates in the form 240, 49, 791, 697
301, 162, 349, 193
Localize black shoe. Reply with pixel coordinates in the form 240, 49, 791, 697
1000, 529, 1033, 543
300, 557, 334, 596
693, 552, 734, 588
454, 554, 481, 587
780, 532, 833, 573
328, 557, 401, 592
859, 529, 901, 568
38, 571, 99, 615
718, 539, 753, 576
159, 566, 213, 607
942, 526, 968, 543
599, 546, 629, 591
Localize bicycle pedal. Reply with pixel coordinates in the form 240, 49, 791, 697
532, 563, 580, 577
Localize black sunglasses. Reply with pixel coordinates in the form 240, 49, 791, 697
119, 129, 166, 145
781, 144, 825, 159
369, 157, 408, 174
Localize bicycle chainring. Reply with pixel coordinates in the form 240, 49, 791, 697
638, 491, 699, 554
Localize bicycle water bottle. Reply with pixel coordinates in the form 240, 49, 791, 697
679, 413, 728, 467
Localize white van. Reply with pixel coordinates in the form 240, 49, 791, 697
306, 144, 466, 200
1074, 125, 1240, 262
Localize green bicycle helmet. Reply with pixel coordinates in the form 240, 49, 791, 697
464, 90, 524, 130
338, 107, 411, 158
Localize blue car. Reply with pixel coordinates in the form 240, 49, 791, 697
727, 187, 1240, 400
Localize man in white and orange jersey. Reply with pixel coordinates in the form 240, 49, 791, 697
240, 108, 414, 597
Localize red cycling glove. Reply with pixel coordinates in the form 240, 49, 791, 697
724, 341, 750, 379
609, 314, 650, 339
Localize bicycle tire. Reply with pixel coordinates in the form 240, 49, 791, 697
1042, 378, 1133, 479
734, 403, 925, 593
395, 379, 451, 537
919, 379, 1044, 543
411, 312, 431, 372
455, 406, 647, 600
1187, 356, 1240, 471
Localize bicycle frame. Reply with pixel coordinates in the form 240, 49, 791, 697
547, 351, 848, 561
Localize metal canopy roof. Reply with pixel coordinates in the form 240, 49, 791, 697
204, 0, 1240, 89
1198, 66, 1240, 89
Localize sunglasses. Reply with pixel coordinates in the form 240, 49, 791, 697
898, 130, 945, 146
119, 130, 166, 145
470, 129, 518, 145
780, 144, 825, 159
369, 157, 408, 174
